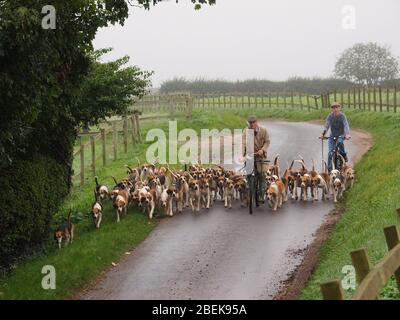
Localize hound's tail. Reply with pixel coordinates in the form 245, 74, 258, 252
112, 176, 118, 185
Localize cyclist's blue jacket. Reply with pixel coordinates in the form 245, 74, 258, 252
322, 112, 350, 137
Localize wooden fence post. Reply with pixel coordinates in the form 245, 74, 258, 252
283, 93, 287, 109
130, 115, 137, 144
351, 248, 373, 285
101, 128, 106, 166
276, 92, 280, 108
379, 86, 383, 112
123, 116, 128, 154
383, 225, 400, 289
268, 92, 272, 108
386, 88, 390, 112
373, 87, 377, 111
135, 113, 141, 143
348, 89, 351, 109
314, 96, 319, 109
368, 87, 371, 111
320, 279, 345, 300
397, 208, 400, 227
80, 137, 85, 186
90, 135, 96, 177
261, 93, 265, 108
362, 87, 366, 110
306, 95, 311, 111
113, 121, 118, 160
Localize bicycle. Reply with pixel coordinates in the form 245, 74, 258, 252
319, 135, 348, 172
240, 155, 270, 214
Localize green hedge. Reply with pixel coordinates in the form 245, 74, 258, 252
0, 156, 70, 270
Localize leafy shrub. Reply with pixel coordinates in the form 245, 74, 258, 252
0, 156, 70, 270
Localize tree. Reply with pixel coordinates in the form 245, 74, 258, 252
78, 48, 152, 126
334, 42, 399, 85
0, 0, 214, 168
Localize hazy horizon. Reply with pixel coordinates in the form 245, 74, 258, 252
93, 0, 400, 88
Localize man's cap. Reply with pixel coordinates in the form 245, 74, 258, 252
247, 115, 257, 122
331, 101, 341, 108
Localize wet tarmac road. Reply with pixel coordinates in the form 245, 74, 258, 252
81, 120, 361, 300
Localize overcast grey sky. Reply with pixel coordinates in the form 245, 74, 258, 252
93, 0, 400, 88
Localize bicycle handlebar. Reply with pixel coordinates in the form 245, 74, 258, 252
318, 135, 350, 140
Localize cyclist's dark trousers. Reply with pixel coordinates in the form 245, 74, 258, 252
328, 136, 347, 172
255, 170, 265, 202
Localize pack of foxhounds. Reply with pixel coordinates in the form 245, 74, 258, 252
55, 155, 355, 248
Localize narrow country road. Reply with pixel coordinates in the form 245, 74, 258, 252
80, 120, 363, 300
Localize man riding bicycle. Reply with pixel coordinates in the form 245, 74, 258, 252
241, 115, 271, 203
320, 102, 351, 172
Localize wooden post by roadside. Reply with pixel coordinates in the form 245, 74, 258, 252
397, 208, 400, 227
320, 279, 345, 300
268, 92, 272, 108
283, 93, 287, 109
113, 121, 118, 160
383, 225, 400, 290
368, 87, 371, 111
101, 128, 106, 166
394, 86, 397, 113
314, 96, 319, 109
351, 248, 373, 285
90, 135, 96, 177
373, 87, 377, 111
386, 88, 390, 112
348, 89, 351, 109
135, 112, 141, 143
276, 92, 280, 108
291, 92, 294, 109
130, 115, 137, 144
379, 86, 383, 112
80, 137, 85, 186
341, 91, 344, 107
123, 116, 128, 154
362, 87, 366, 110
307, 94, 311, 111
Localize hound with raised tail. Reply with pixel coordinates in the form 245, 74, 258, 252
94, 176, 109, 201
54, 210, 75, 249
